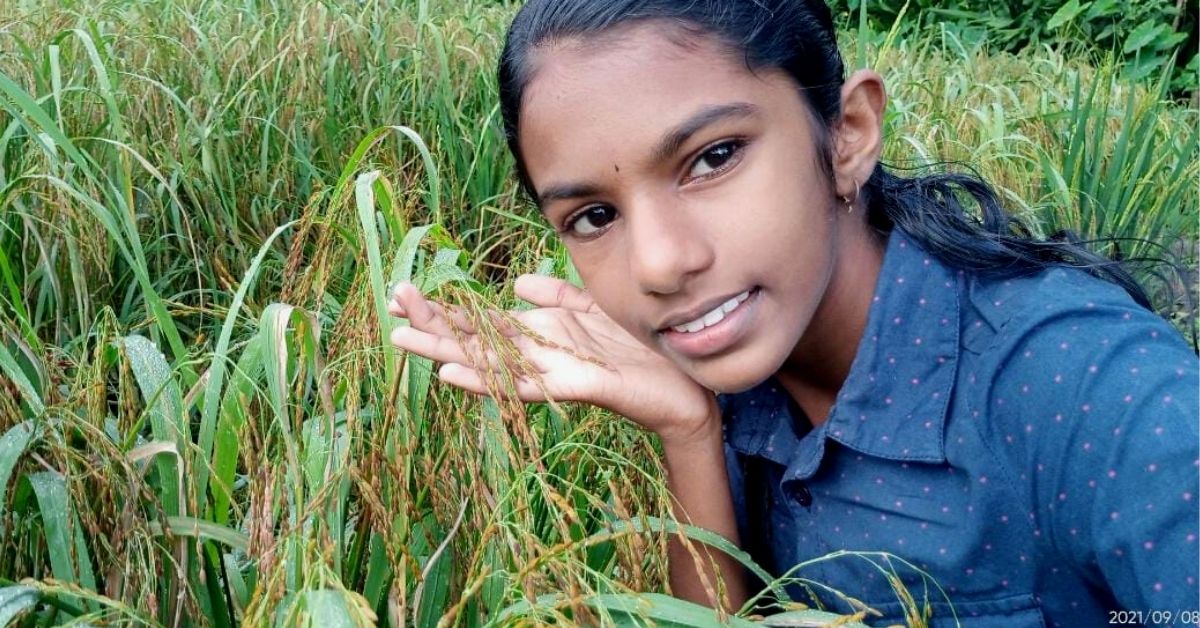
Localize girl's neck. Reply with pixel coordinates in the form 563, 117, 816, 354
775, 222, 886, 428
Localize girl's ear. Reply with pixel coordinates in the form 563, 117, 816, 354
832, 69, 887, 202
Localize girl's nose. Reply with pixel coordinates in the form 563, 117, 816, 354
626, 197, 715, 295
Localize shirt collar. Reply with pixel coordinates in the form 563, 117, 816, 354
721, 229, 961, 478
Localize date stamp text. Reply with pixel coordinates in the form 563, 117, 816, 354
1109, 610, 1200, 625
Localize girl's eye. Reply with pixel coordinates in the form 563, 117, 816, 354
687, 140, 745, 181
565, 205, 618, 237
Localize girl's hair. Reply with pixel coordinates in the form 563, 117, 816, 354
497, 0, 1152, 308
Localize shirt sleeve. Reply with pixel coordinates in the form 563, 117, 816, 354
990, 296, 1199, 620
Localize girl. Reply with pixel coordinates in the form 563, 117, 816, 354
387, 0, 1200, 625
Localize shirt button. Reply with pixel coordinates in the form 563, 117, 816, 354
786, 481, 813, 508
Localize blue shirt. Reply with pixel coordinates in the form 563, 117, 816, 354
720, 229, 1199, 627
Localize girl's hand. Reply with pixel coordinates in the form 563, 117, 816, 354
387, 275, 719, 444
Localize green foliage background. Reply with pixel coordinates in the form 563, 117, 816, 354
832, 0, 1198, 89
0, 0, 1195, 625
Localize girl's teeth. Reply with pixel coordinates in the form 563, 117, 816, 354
671, 289, 752, 333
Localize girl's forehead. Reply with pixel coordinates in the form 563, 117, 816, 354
519, 26, 772, 143
520, 53, 707, 176
531, 20, 735, 68
521, 21, 743, 106
518, 34, 804, 205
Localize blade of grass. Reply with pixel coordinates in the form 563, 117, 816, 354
122, 335, 186, 517
0, 342, 42, 416
196, 220, 298, 514
0, 421, 35, 516
0, 584, 40, 625
26, 471, 98, 612
149, 516, 250, 553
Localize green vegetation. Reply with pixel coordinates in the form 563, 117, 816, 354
832, 0, 1198, 90
0, 0, 1195, 625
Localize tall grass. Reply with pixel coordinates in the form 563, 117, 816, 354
873, 27, 1198, 295
0, 0, 1195, 625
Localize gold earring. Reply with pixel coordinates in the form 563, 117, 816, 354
841, 178, 860, 214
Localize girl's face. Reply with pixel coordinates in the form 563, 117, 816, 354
519, 24, 854, 393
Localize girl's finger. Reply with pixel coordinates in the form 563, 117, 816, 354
392, 282, 526, 342
390, 282, 475, 335
391, 282, 450, 335
436, 363, 556, 404
514, 274, 599, 313
391, 281, 488, 335
425, 300, 480, 335
390, 325, 508, 372
390, 326, 470, 364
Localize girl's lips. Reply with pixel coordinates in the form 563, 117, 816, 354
658, 287, 760, 359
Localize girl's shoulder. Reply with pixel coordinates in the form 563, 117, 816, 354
957, 261, 1190, 358
952, 257, 1198, 449
950, 263, 1199, 620
879, 229, 1192, 363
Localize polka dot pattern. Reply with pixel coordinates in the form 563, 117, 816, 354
720, 230, 1199, 627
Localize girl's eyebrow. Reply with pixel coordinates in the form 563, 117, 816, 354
538, 182, 602, 207
650, 101, 759, 164
535, 101, 759, 209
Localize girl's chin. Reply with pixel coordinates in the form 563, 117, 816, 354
651, 322, 790, 394
687, 361, 776, 396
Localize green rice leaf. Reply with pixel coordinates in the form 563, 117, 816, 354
415, 519, 454, 627
196, 220, 298, 512
392, 223, 435, 286
587, 593, 759, 627
355, 170, 397, 381
760, 609, 871, 627
0, 421, 34, 514
150, 516, 250, 552
360, 532, 392, 612
0, 245, 36, 348
418, 262, 477, 293
493, 592, 758, 627
212, 334, 264, 525
301, 414, 347, 496
275, 589, 374, 627
0, 341, 42, 416
300, 590, 357, 627
223, 552, 252, 615
0, 584, 40, 625
122, 334, 185, 516
390, 126, 442, 224
27, 471, 98, 611
607, 516, 785, 603
0, 72, 98, 182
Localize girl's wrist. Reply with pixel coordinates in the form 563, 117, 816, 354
657, 395, 723, 450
